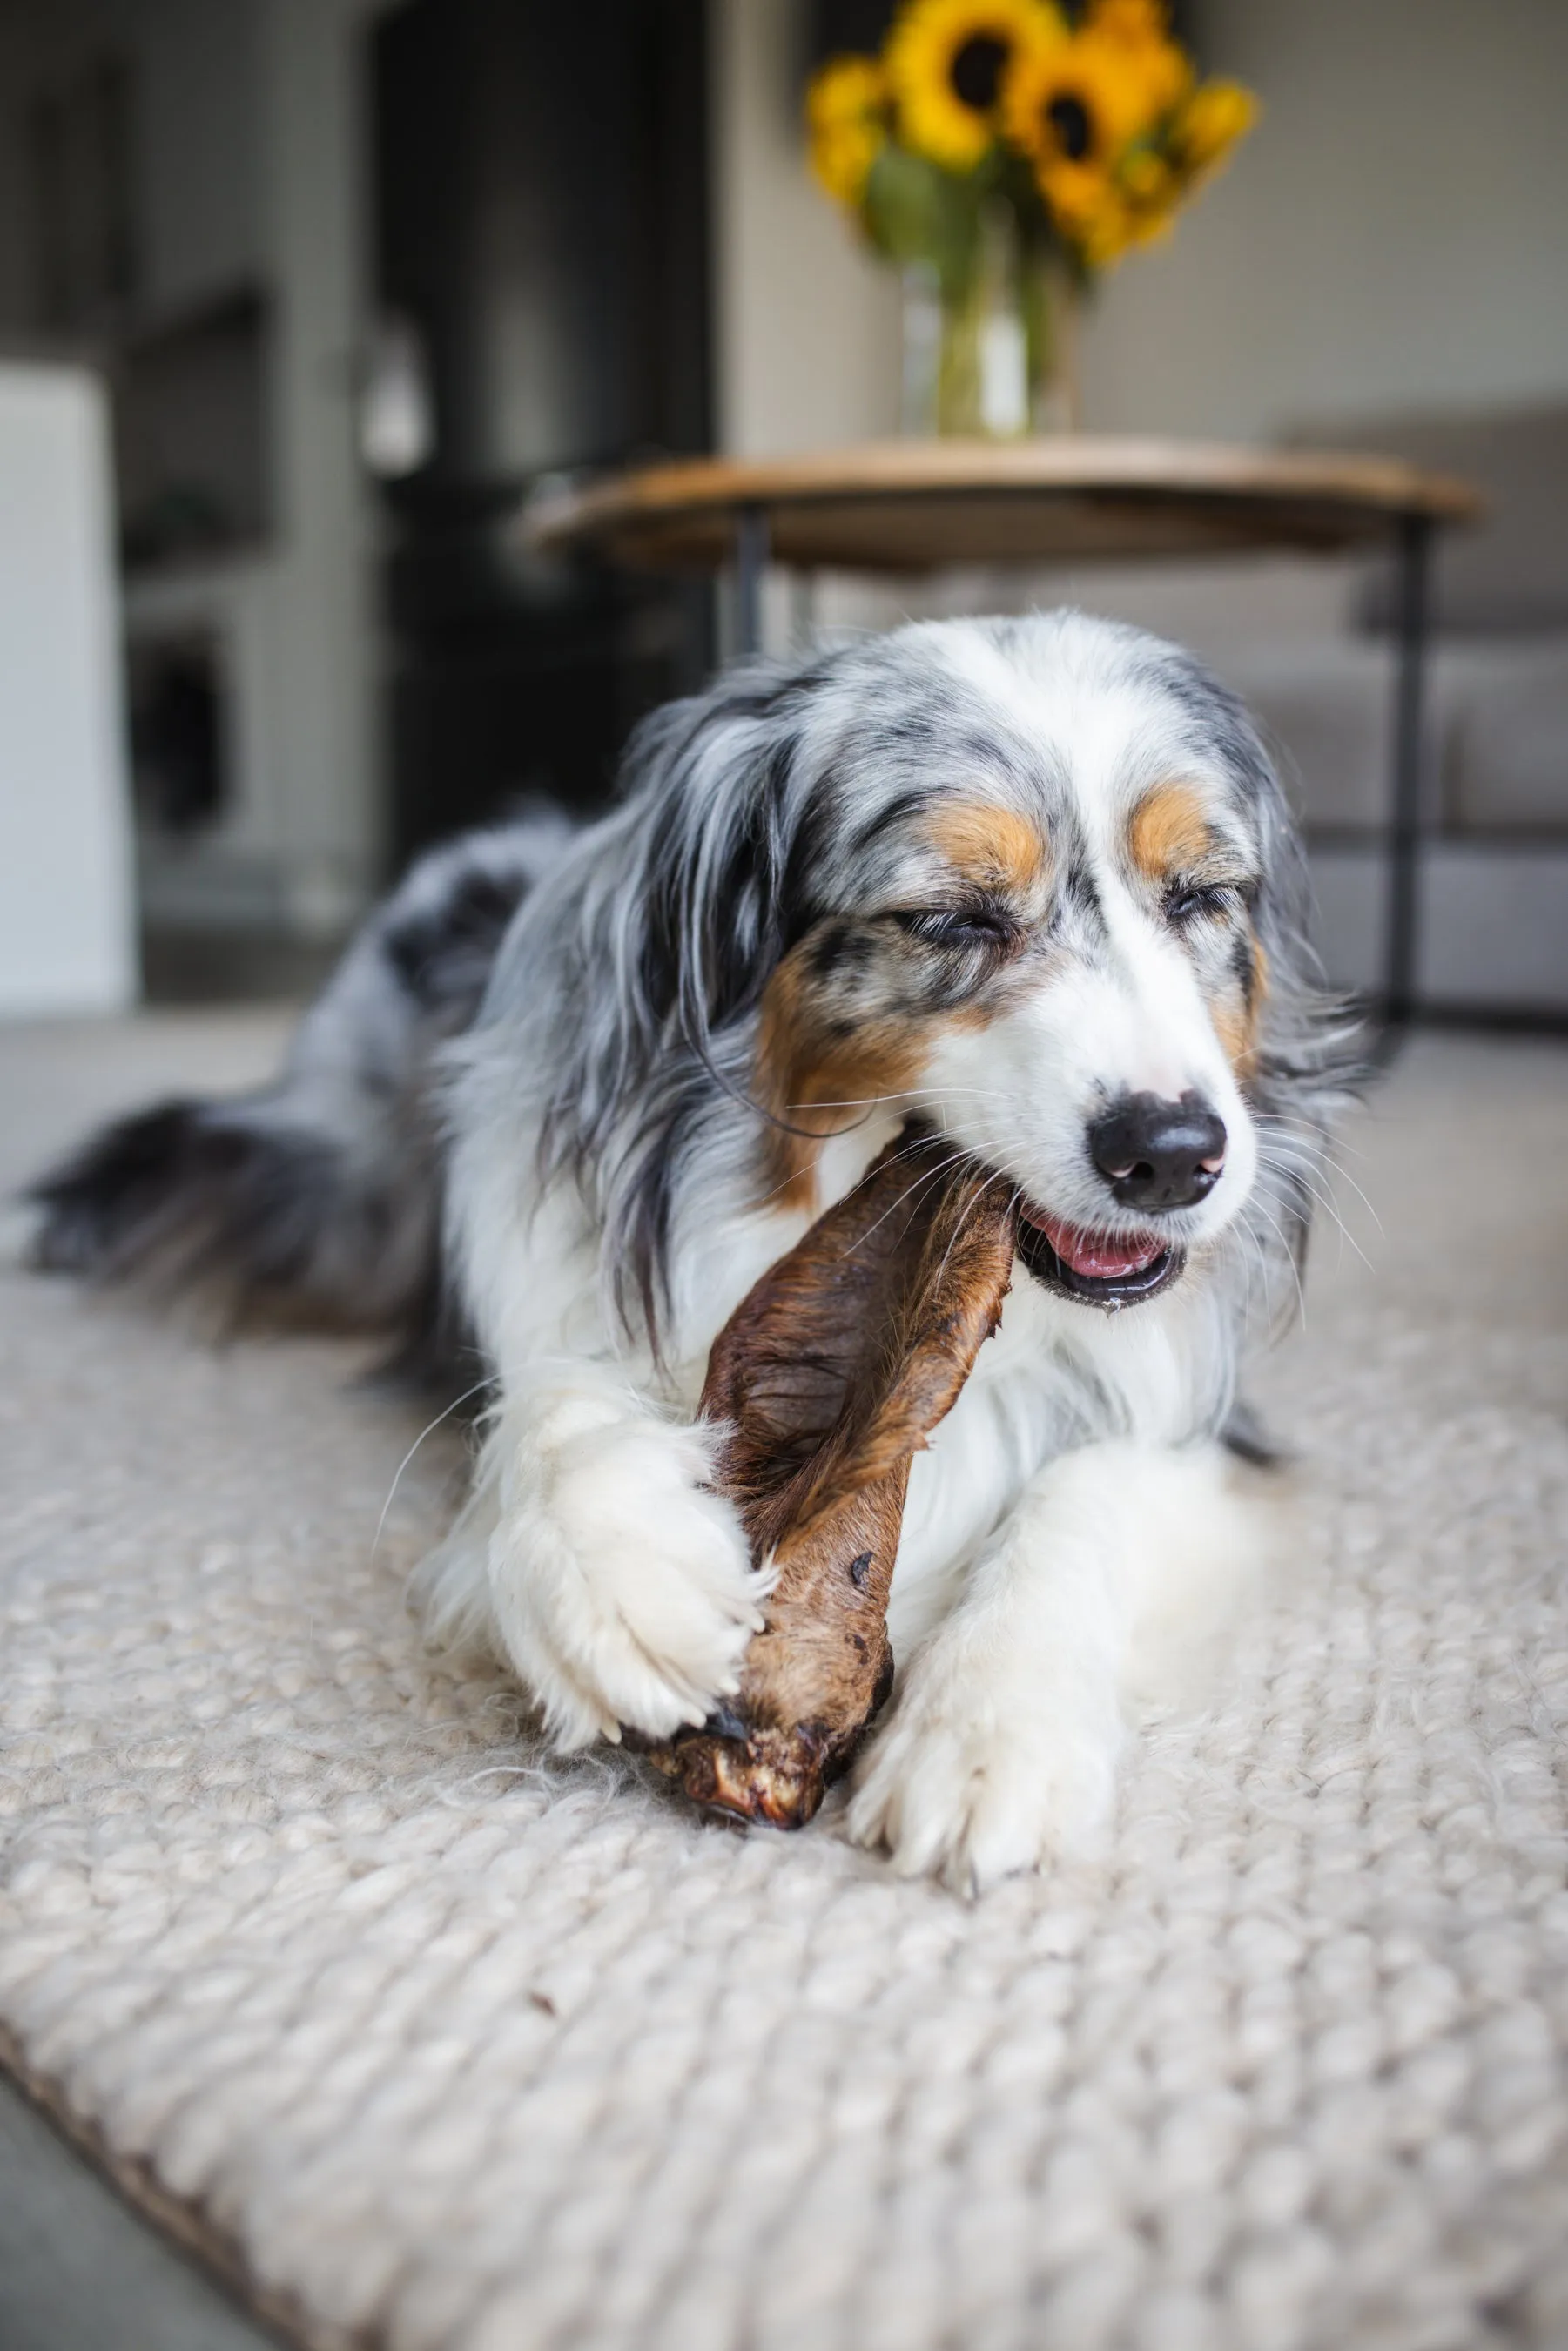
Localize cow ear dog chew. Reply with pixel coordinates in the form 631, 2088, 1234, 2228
647, 1124, 1019, 1828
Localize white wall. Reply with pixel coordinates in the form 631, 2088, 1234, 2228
252, 0, 379, 937
713, 0, 1568, 455
129, 0, 381, 941
0, 365, 136, 1014
0, 0, 383, 947
710, 0, 902, 455
1082, 0, 1568, 438
707, 1, 1568, 1009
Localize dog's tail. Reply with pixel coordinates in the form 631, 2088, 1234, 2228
27, 817, 575, 1366
29, 1087, 440, 1339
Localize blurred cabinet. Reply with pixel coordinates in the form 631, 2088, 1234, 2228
0, 0, 378, 966
17, 0, 266, 339
127, 0, 266, 321
371, 0, 715, 858
0, 363, 136, 1014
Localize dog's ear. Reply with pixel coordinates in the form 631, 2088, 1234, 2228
1161, 650, 1361, 1113
625, 667, 818, 1066
537, 658, 831, 1351
1240, 723, 1363, 1111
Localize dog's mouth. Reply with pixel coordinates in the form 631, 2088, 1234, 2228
1015, 1202, 1183, 1308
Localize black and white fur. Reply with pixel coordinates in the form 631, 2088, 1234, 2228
31, 614, 1354, 1890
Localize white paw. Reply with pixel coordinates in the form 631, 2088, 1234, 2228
846, 1666, 1121, 1894
489, 1394, 764, 1750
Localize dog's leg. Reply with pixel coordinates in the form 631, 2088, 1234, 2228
421, 1362, 765, 1750
847, 1438, 1261, 1892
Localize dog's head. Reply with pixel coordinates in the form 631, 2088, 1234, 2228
752, 615, 1282, 1310
565, 610, 1349, 1342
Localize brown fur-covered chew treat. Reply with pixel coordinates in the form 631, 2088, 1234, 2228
649, 1124, 1017, 1828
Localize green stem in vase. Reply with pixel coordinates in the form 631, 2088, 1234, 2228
935, 269, 986, 436
1026, 247, 1084, 434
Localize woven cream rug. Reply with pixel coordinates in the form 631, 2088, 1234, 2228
2, 1014, 1566, 2351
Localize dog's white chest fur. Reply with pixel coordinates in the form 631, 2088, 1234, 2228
888, 1267, 1228, 1653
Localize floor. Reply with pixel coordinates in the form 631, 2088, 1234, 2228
0, 2072, 282, 2351
2, 1011, 296, 2351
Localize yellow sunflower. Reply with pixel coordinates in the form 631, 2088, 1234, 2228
886, 0, 1067, 173
1169, 78, 1259, 181
807, 55, 891, 207
1081, 0, 1192, 118
1083, 0, 1167, 37
1081, 150, 1179, 266
1069, 74, 1257, 266
1118, 145, 1180, 231
1073, 197, 1138, 268
1001, 28, 1160, 239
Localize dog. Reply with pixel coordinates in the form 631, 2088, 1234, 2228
30, 611, 1355, 1890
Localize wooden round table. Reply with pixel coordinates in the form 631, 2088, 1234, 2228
528, 439, 1480, 1024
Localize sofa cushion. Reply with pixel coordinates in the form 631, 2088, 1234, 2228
1293, 403, 1568, 637
1230, 647, 1406, 835
1440, 640, 1568, 832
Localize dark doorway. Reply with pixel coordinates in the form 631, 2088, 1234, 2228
370, 0, 713, 867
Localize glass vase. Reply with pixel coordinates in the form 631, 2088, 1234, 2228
902, 212, 1080, 440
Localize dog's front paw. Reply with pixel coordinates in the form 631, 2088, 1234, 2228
845, 1661, 1121, 1894
491, 1395, 764, 1750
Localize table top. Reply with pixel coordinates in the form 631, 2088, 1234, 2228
526, 436, 1481, 576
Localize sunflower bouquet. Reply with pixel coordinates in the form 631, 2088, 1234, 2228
807, 0, 1256, 434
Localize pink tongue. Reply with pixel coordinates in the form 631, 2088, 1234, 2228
1026, 1209, 1162, 1280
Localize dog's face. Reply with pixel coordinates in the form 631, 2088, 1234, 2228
752, 616, 1277, 1309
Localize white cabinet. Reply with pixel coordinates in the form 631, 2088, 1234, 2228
0, 363, 136, 1014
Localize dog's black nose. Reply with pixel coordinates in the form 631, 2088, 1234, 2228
1089, 1092, 1228, 1211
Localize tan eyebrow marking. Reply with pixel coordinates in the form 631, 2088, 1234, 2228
1128, 782, 1213, 881
924, 804, 1048, 893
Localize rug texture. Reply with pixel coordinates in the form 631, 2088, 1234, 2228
1, 1015, 1565, 2351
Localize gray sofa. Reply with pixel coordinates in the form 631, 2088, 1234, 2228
1247, 404, 1568, 1014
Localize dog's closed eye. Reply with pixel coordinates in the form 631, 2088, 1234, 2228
1163, 879, 1249, 926
890, 906, 1020, 951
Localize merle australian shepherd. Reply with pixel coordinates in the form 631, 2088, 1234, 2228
31, 613, 1355, 1890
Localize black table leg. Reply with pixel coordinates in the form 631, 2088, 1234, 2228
734, 502, 770, 658
1381, 511, 1434, 1040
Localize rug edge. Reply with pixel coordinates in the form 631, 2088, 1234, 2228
0, 2023, 371, 2351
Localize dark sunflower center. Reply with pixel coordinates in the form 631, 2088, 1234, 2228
1046, 91, 1093, 160
950, 33, 1009, 111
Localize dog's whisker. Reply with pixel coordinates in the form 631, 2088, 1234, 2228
784, 1087, 1000, 1111
1255, 1137, 1376, 1270
1255, 1108, 1370, 1157
836, 1122, 1048, 1264
1256, 1147, 1366, 1252
749, 1119, 1010, 1212
925, 1166, 1020, 1295
841, 1147, 997, 1258
1232, 1209, 1279, 1327
372, 1377, 497, 1562
1243, 1193, 1309, 1328
1228, 1210, 1267, 1323
1255, 1113, 1379, 1194
1310, 1151, 1385, 1236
